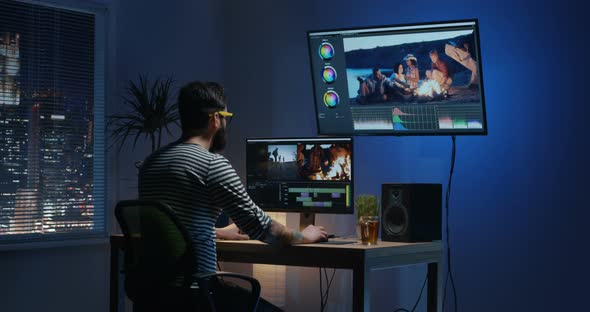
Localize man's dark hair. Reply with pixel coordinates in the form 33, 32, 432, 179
429, 49, 438, 56
408, 59, 417, 66
372, 67, 380, 75
178, 81, 226, 134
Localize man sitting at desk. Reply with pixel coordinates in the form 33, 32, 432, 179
138, 81, 327, 311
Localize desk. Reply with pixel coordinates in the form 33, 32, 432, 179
110, 236, 443, 312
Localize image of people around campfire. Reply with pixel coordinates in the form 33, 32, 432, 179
247, 144, 352, 182
343, 29, 481, 105
387, 62, 413, 100
357, 67, 389, 104
297, 143, 351, 181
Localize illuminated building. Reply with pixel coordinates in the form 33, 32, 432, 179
0, 32, 20, 105
0, 32, 26, 234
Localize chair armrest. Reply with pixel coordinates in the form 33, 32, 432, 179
193, 271, 261, 294
197, 271, 260, 286
192, 271, 261, 312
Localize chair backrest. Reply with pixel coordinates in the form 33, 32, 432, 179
114, 200, 196, 301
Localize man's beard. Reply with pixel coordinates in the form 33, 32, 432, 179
209, 126, 227, 153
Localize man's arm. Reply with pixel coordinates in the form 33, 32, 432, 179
264, 220, 327, 245
216, 223, 249, 240
413, 68, 420, 81
365, 78, 376, 93
208, 155, 327, 245
439, 61, 449, 77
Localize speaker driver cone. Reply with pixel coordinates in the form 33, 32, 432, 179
384, 205, 408, 235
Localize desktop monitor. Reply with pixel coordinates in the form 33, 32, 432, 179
246, 137, 353, 214
307, 19, 487, 135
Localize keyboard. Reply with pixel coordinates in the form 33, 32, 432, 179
317, 240, 356, 245
317, 235, 357, 245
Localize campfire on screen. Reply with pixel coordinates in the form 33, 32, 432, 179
314, 146, 351, 181
414, 79, 443, 98
325, 154, 351, 180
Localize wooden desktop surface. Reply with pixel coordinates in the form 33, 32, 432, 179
217, 238, 443, 312
111, 236, 443, 312
217, 238, 441, 268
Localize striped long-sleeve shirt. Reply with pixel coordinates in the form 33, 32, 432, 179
138, 141, 272, 273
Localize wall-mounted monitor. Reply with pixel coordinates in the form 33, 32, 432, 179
307, 19, 487, 135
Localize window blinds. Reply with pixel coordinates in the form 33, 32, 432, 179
0, 0, 105, 244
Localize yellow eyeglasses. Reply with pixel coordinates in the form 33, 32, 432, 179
209, 111, 233, 126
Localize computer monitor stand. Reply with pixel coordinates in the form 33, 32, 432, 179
299, 212, 315, 231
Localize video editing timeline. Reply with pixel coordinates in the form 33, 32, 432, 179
246, 137, 353, 213
350, 103, 483, 131
288, 185, 351, 208
307, 20, 487, 135
248, 181, 351, 210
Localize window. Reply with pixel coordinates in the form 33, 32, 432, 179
0, 0, 106, 244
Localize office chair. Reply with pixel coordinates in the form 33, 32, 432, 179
114, 200, 261, 312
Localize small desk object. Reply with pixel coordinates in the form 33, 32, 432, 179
110, 236, 443, 312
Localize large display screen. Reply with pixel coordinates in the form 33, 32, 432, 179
246, 137, 353, 214
308, 19, 487, 135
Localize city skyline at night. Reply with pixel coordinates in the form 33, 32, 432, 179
0, 1, 98, 237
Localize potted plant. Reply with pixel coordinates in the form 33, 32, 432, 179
108, 75, 179, 153
355, 194, 380, 244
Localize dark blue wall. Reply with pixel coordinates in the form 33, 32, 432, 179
113, 0, 226, 202
221, 0, 589, 310
4, 0, 583, 311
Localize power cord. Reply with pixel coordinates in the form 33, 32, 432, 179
443, 135, 458, 312
393, 274, 428, 312
319, 267, 336, 312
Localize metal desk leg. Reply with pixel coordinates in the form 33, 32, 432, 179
427, 259, 443, 312
353, 259, 370, 312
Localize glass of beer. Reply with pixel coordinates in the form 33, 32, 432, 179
359, 216, 379, 245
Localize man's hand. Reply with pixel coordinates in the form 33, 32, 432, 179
300, 225, 328, 244
264, 219, 328, 245
216, 223, 249, 240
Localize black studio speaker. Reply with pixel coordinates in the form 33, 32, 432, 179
381, 183, 442, 242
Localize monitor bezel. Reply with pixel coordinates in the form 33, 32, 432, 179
245, 136, 354, 214
306, 18, 488, 136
